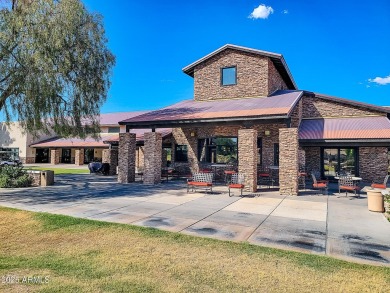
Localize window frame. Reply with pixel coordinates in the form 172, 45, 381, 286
108, 126, 120, 133
221, 66, 237, 86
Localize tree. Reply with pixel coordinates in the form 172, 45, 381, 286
0, 0, 115, 138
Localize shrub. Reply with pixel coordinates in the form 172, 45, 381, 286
0, 165, 32, 188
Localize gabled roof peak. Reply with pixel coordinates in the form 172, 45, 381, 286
182, 44, 297, 90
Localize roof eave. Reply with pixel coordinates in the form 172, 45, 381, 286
120, 114, 289, 129
314, 93, 390, 114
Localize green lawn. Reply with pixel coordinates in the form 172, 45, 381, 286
0, 207, 389, 292
24, 167, 89, 175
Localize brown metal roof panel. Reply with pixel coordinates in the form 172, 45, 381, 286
299, 117, 390, 140
120, 90, 303, 124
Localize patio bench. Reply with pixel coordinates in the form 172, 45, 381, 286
187, 173, 214, 193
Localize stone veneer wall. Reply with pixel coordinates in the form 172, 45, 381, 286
279, 128, 299, 196
171, 123, 285, 174
193, 49, 286, 101
290, 99, 303, 128
75, 149, 84, 166
359, 147, 388, 182
304, 147, 321, 174
102, 149, 118, 175
238, 129, 258, 192
118, 133, 136, 183
50, 149, 60, 165
268, 59, 288, 94
302, 96, 385, 118
24, 157, 35, 164
143, 132, 162, 184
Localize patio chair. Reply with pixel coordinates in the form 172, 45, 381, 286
298, 172, 306, 190
187, 173, 214, 193
224, 169, 236, 184
338, 176, 361, 197
311, 173, 328, 195
228, 173, 245, 197
258, 166, 273, 188
371, 174, 389, 189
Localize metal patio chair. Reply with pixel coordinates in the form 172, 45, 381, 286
338, 176, 361, 197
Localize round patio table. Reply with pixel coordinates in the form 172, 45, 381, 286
334, 176, 362, 181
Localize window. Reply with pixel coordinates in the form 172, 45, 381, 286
108, 127, 120, 133
221, 66, 236, 86
322, 148, 357, 178
257, 138, 262, 166
0, 147, 19, 161
198, 137, 237, 164
175, 145, 188, 162
273, 144, 279, 166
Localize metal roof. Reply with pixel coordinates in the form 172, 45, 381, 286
119, 90, 303, 128
182, 44, 297, 90
99, 111, 148, 126
30, 129, 172, 148
103, 129, 172, 144
299, 116, 390, 140
313, 92, 390, 114
30, 134, 114, 148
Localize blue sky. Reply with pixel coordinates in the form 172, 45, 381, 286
82, 0, 390, 113
23, 1, 390, 114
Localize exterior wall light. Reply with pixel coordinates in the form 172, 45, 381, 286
265, 130, 270, 136
190, 131, 196, 137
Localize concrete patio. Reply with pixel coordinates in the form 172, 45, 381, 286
0, 174, 389, 266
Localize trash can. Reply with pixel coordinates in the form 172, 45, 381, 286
366, 189, 385, 212
40, 170, 54, 186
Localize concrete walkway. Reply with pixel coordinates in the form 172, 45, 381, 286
0, 175, 389, 266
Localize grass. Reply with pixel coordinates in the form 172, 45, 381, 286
0, 207, 389, 293
24, 167, 89, 175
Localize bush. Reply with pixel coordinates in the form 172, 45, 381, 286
0, 165, 32, 188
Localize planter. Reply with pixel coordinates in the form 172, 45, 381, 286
366, 189, 384, 212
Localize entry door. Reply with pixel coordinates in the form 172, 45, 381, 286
35, 148, 49, 163
84, 148, 94, 164
61, 148, 71, 163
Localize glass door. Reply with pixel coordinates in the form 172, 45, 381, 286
323, 148, 338, 177
84, 148, 94, 164
61, 148, 71, 164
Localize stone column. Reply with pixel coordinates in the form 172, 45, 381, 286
75, 149, 84, 166
238, 129, 258, 193
118, 133, 136, 183
144, 132, 162, 185
102, 149, 119, 175
50, 149, 60, 165
279, 128, 299, 196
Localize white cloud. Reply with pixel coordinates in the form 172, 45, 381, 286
368, 75, 390, 85
282, 9, 289, 14
249, 4, 274, 19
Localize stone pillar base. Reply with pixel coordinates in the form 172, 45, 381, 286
144, 132, 162, 184
75, 149, 84, 166
118, 133, 136, 183
238, 129, 257, 193
50, 149, 60, 165
279, 128, 299, 196
102, 149, 118, 175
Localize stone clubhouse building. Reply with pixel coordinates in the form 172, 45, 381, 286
1, 44, 390, 196
111, 44, 390, 195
